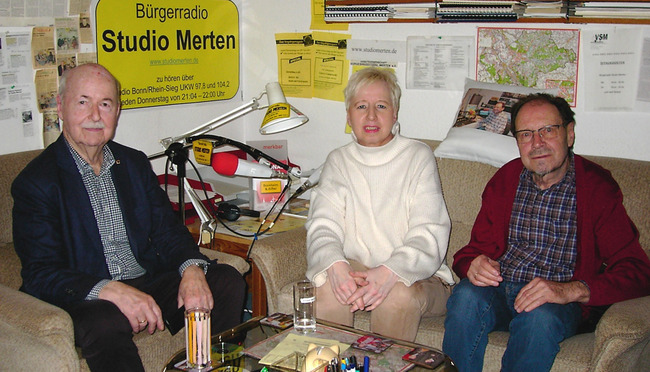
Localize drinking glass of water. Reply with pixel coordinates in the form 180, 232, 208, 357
293, 279, 316, 333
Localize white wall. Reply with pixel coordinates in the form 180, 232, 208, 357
240, 0, 650, 171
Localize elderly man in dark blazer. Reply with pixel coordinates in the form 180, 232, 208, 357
12, 63, 245, 372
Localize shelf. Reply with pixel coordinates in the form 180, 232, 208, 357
323, 0, 650, 24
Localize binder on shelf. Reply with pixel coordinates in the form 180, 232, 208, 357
323, 0, 650, 23
324, 2, 436, 22
437, 12, 519, 21
325, 0, 437, 4
390, 2, 437, 19
520, 0, 566, 18
436, 0, 523, 20
324, 4, 392, 22
569, 1, 650, 19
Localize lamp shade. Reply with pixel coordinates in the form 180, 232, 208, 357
259, 82, 308, 134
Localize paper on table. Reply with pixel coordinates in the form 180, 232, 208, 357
259, 333, 350, 366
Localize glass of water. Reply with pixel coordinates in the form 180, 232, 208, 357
293, 279, 316, 333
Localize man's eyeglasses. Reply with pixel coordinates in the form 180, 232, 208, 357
514, 124, 563, 144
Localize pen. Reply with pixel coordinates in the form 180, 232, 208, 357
363, 356, 369, 372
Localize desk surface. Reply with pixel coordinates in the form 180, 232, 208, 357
218, 213, 306, 240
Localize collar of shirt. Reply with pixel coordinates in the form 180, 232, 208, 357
65, 139, 115, 177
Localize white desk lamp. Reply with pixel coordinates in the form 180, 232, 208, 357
150, 82, 309, 241
157, 82, 308, 151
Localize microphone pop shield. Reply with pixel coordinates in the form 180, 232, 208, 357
212, 152, 277, 178
211, 152, 239, 176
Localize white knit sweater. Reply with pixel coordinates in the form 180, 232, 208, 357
306, 131, 454, 287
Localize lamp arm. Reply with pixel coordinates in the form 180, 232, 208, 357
187, 134, 302, 179
159, 98, 260, 149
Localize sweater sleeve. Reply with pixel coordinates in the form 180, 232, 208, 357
574, 158, 650, 306
305, 155, 349, 287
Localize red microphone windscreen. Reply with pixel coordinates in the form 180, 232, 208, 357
211, 152, 239, 176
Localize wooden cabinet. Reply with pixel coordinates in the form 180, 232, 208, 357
187, 222, 268, 317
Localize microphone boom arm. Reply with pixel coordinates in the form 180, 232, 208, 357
183, 178, 217, 245
187, 134, 302, 179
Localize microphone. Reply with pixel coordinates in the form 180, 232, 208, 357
294, 165, 323, 196
211, 152, 288, 179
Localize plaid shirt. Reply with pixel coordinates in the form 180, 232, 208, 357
479, 111, 509, 134
498, 154, 578, 282
67, 141, 147, 299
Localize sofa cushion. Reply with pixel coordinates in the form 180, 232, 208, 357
200, 248, 250, 275
434, 127, 519, 168
1, 243, 23, 290
0, 149, 43, 246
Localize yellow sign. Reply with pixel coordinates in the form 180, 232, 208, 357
259, 180, 283, 194
192, 139, 214, 166
95, 0, 240, 109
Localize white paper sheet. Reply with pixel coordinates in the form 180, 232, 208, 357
346, 39, 405, 65
583, 28, 642, 111
406, 36, 474, 91
637, 37, 650, 103
0, 29, 42, 155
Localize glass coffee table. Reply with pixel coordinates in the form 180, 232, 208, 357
163, 315, 456, 372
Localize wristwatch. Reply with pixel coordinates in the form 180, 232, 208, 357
193, 261, 209, 275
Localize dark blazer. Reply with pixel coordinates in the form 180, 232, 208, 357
12, 136, 207, 308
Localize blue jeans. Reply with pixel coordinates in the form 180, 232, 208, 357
442, 279, 582, 372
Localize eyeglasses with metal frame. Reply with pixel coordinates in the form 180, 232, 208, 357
514, 124, 565, 144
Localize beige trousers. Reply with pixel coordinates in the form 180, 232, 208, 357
315, 260, 451, 342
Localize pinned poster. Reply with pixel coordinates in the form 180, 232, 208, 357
276, 32, 314, 99
313, 30, 350, 102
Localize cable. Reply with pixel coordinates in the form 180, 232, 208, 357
158, 144, 298, 242
186, 158, 259, 239
246, 179, 293, 259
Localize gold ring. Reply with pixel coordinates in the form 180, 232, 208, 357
138, 319, 147, 324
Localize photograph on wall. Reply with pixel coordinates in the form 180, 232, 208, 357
32, 27, 56, 69
35, 68, 58, 113
54, 17, 80, 52
79, 12, 93, 44
56, 52, 76, 76
451, 87, 526, 136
